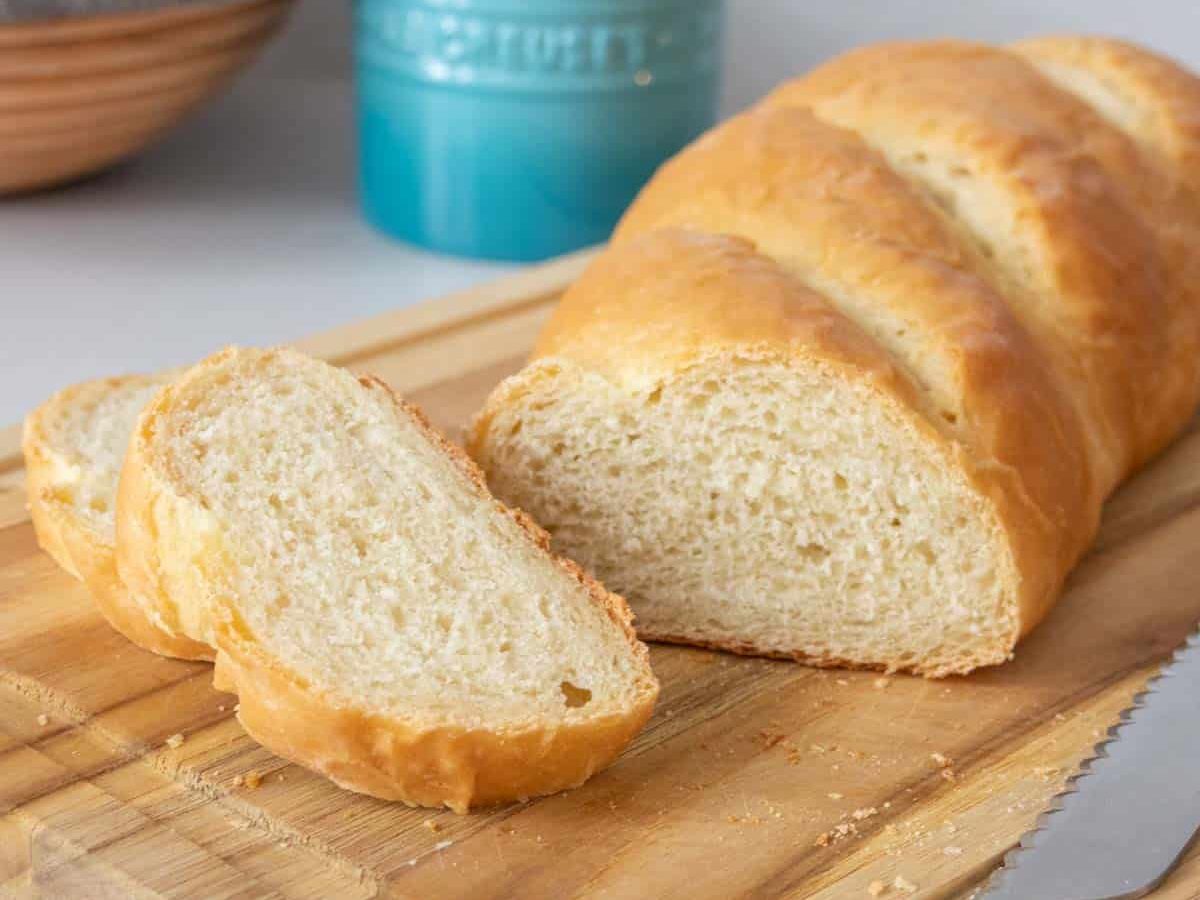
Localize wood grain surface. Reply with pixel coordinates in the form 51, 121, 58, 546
1, 249, 1198, 899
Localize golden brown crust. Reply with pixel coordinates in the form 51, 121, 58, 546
119, 347, 658, 811
1009, 35, 1200, 455
1012, 36, 1200, 198
762, 40, 1192, 480
637, 628, 980, 675
212, 618, 655, 813
22, 378, 212, 661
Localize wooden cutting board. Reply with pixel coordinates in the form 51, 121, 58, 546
2, 250, 1199, 900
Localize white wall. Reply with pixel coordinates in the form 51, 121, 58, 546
721, 0, 1200, 112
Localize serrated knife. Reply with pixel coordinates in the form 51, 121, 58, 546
983, 628, 1200, 900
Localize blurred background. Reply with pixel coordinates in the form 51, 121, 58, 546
2, 0, 1198, 424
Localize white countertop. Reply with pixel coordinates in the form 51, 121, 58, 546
4, 0, 1198, 425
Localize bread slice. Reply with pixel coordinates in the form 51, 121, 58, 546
22, 375, 212, 661
116, 347, 657, 811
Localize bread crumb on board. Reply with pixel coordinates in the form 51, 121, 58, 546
814, 821, 860, 847
894, 875, 918, 893
165, 733, 185, 749
36, 714, 49, 727
727, 814, 767, 826
867, 880, 887, 897
232, 770, 263, 789
757, 729, 789, 749
423, 820, 442, 833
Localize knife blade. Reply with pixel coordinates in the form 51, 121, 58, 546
983, 627, 1200, 900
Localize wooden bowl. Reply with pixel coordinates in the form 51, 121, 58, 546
0, 0, 293, 195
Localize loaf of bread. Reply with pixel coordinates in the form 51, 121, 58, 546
116, 347, 657, 811
22, 374, 212, 661
470, 37, 1200, 675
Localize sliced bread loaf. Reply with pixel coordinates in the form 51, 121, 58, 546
22, 375, 212, 661
469, 37, 1200, 677
116, 347, 657, 810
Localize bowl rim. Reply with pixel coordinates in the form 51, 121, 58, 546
0, 0, 291, 47
0, 0, 281, 27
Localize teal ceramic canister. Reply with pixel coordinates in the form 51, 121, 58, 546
356, 0, 724, 261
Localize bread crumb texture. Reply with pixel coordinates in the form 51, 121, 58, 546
161, 348, 652, 730
478, 355, 1010, 676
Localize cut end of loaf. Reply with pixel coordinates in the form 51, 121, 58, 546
472, 354, 1020, 677
126, 346, 656, 809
